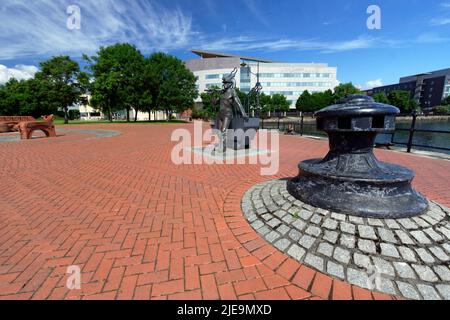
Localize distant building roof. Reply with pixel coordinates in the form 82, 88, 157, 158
191, 49, 276, 63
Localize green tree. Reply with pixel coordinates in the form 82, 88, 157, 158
296, 89, 336, 113
296, 90, 313, 112
442, 96, 450, 106
388, 90, 413, 113
270, 93, 290, 115
146, 52, 198, 121
84, 43, 146, 122
373, 92, 390, 104
36, 56, 88, 124
312, 90, 334, 110
260, 93, 273, 115
333, 83, 361, 101
409, 99, 420, 113
0, 79, 25, 115
235, 88, 249, 107
200, 86, 221, 119
0, 78, 57, 117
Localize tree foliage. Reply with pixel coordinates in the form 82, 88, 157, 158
200, 86, 221, 120
260, 93, 273, 114
0, 56, 86, 121
146, 52, 198, 120
36, 55, 88, 124
333, 83, 361, 101
84, 43, 147, 122
373, 92, 390, 104
296, 89, 334, 112
270, 93, 291, 114
442, 96, 450, 106
387, 90, 416, 113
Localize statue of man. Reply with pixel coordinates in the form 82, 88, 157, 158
215, 68, 248, 153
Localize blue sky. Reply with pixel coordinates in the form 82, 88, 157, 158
1, 0, 450, 89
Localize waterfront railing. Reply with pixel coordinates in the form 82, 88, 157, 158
260, 113, 450, 154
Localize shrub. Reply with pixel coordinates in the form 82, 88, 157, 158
432, 105, 450, 115
192, 108, 211, 121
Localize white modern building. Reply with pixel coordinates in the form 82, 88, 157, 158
186, 50, 339, 109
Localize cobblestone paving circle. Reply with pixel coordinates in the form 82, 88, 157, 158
0, 128, 121, 143
242, 179, 450, 300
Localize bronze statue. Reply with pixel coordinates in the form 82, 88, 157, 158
214, 68, 248, 153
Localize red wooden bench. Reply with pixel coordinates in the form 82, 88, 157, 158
0, 116, 36, 133
18, 115, 56, 140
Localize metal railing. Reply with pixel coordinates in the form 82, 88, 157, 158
389, 113, 450, 153
260, 114, 325, 137
261, 113, 450, 153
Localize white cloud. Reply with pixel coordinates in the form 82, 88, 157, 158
0, 64, 39, 85
241, 0, 270, 27
0, 0, 196, 60
1, 0, 447, 61
364, 79, 383, 89
430, 2, 450, 25
198, 35, 383, 54
416, 32, 450, 43
431, 17, 450, 25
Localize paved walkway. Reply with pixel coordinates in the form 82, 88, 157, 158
0, 124, 449, 300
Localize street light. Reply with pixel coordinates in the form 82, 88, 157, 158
240, 61, 262, 117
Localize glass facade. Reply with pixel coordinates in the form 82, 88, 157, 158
260, 82, 333, 87
194, 65, 336, 109
205, 74, 221, 79
239, 66, 252, 93
444, 79, 450, 98
259, 73, 332, 78
264, 91, 294, 96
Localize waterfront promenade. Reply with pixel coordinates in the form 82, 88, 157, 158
0, 123, 449, 300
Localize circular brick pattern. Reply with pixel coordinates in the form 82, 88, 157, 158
242, 179, 450, 300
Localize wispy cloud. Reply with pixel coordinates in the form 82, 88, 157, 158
430, 1, 450, 25
241, 0, 270, 27
0, 0, 195, 60
1, 0, 449, 64
0, 64, 38, 84
363, 79, 383, 90
197, 35, 398, 54
416, 32, 450, 43
431, 17, 450, 25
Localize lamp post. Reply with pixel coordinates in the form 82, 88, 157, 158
241, 61, 262, 117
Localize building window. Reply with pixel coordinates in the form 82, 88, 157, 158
259, 72, 333, 79
259, 81, 333, 87
205, 74, 220, 79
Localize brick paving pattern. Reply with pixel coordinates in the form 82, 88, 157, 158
0, 123, 449, 300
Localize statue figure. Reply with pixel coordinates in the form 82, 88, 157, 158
214, 68, 249, 153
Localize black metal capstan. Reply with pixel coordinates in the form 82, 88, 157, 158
287, 95, 429, 219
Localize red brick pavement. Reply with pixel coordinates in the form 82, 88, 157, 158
0, 123, 448, 300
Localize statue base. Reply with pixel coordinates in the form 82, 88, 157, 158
214, 117, 260, 151
287, 153, 429, 219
